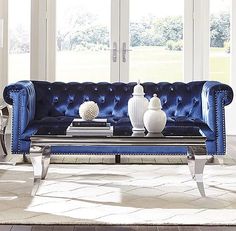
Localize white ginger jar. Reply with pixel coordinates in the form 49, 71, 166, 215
79, 101, 99, 121
128, 80, 149, 131
143, 94, 167, 133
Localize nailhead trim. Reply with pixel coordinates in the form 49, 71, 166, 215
10, 90, 22, 153
49, 152, 185, 155
214, 90, 227, 154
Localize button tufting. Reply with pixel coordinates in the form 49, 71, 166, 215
53, 97, 58, 103
48, 87, 51, 91
162, 99, 167, 104
94, 87, 98, 91
100, 97, 105, 103
115, 96, 120, 102
193, 98, 198, 104
170, 87, 174, 91
109, 88, 113, 92
177, 97, 182, 103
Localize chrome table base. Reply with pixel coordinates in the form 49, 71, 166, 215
30, 146, 51, 195
0, 100, 15, 165
30, 135, 208, 197
187, 146, 208, 197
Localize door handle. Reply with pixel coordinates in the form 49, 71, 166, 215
122, 42, 132, 62
111, 42, 118, 62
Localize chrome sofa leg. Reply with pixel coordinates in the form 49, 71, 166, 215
0, 127, 15, 165
187, 146, 207, 197
217, 156, 224, 166
115, 155, 120, 164
30, 146, 51, 196
0, 102, 9, 157
0, 127, 8, 156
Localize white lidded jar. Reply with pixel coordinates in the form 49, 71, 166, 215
128, 80, 149, 131
143, 94, 167, 133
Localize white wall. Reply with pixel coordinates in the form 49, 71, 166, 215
0, 0, 8, 97
226, 0, 236, 135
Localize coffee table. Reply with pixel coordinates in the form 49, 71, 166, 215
30, 126, 208, 196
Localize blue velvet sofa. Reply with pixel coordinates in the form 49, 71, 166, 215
3, 80, 233, 156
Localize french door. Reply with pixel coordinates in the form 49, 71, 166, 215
120, 0, 185, 82
54, 0, 188, 83
55, 0, 119, 82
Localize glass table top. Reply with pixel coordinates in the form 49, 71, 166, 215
34, 125, 205, 139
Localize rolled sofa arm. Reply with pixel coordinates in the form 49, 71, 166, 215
3, 81, 36, 153
201, 81, 234, 154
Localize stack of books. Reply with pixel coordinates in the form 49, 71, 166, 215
66, 118, 113, 136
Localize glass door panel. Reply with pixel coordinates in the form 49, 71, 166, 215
56, 0, 112, 82
8, 0, 31, 83
128, 0, 184, 83
209, 0, 231, 84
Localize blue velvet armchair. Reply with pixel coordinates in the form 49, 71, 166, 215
3, 80, 233, 156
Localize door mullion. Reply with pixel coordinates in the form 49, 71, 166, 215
119, 0, 129, 83
111, 0, 120, 83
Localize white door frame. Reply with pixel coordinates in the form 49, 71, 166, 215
0, 0, 8, 96
184, 0, 194, 82
31, 0, 47, 81
119, 0, 129, 83
46, 0, 56, 82
111, 0, 120, 82
226, 0, 236, 135
193, 0, 209, 81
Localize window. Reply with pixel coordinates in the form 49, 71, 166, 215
8, 0, 31, 84
129, 0, 184, 82
209, 0, 231, 84
56, 0, 111, 82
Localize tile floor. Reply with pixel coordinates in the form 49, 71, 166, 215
0, 135, 236, 228
0, 164, 236, 225
0, 225, 236, 231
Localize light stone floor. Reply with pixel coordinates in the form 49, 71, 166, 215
0, 135, 236, 225
0, 164, 236, 225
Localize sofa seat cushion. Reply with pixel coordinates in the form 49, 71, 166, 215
167, 117, 215, 141
21, 116, 132, 140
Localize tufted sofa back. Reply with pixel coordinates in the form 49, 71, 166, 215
32, 81, 205, 120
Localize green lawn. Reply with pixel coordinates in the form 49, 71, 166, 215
129, 46, 183, 83
9, 46, 230, 84
209, 47, 230, 84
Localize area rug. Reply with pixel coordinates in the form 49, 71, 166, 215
0, 164, 236, 225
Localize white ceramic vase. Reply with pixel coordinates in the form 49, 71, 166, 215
143, 94, 167, 133
128, 81, 149, 131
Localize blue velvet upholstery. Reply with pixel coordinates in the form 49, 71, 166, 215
3, 80, 233, 155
